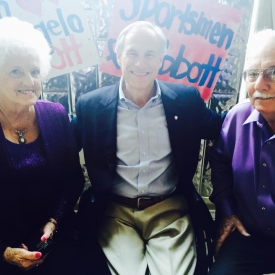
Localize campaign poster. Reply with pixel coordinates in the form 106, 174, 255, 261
100, 0, 242, 101
0, 0, 100, 79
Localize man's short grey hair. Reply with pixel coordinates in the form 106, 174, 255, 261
246, 29, 275, 61
115, 21, 167, 58
0, 17, 52, 79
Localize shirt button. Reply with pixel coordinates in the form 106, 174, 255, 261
262, 207, 266, 211
142, 169, 146, 173
267, 227, 271, 230
263, 163, 267, 167
267, 141, 271, 144
143, 152, 146, 155
263, 185, 266, 188
141, 190, 145, 193
142, 130, 145, 134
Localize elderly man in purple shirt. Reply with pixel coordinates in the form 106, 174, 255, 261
208, 29, 275, 275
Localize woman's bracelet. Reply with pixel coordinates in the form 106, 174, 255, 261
48, 218, 58, 230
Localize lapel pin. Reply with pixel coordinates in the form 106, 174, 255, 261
174, 116, 178, 120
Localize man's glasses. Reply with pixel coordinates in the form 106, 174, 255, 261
243, 67, 275, 83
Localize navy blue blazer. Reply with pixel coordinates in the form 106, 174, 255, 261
75, 81, 223, 235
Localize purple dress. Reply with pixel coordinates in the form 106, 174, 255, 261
0, 100, 84, 273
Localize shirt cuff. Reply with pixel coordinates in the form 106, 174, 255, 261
215, 197, 236, 220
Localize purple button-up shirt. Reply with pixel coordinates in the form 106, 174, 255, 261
209, 99, 275, 237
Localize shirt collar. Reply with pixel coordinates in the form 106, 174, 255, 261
243, 108, 266, 126
119, 77, 161, 102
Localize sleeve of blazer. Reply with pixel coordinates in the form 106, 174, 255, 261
73, 94, 87, 153
193, 90, 226, 140
162, 81, 226, 141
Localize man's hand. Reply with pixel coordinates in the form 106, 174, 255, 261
215, 215, 250, 254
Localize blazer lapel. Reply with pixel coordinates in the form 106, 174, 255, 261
160, 82, 193, 168
161, 83, 189, 140
97, 86, 118, 173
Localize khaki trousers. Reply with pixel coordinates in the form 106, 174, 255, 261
97, 195, 196, 275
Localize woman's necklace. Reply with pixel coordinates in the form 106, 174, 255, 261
0, 107, 31, 144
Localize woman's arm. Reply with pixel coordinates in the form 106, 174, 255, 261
48, 105, 85, 225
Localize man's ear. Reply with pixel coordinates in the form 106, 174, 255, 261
158, 56, 163, 70
116, 52, 121, 67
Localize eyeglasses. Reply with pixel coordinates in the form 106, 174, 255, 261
243, 67, 275, 83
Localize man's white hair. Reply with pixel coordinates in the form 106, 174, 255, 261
246, 29, 275, 61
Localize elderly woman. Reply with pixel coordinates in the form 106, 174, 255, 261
0, 17, 85, 274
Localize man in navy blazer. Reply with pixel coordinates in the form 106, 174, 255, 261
75, 21, 223, 275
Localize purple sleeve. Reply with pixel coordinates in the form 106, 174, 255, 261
48, 105, 84, 224
208, 124, 236, 220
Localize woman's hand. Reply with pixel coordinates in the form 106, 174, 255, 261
3, 246, 44, 270
3, 218, 58, 270
41, 218, 57, 242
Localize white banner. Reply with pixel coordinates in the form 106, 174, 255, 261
0, 0, 100, 78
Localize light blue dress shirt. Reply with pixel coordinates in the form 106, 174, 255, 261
111, 78, 178, 198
